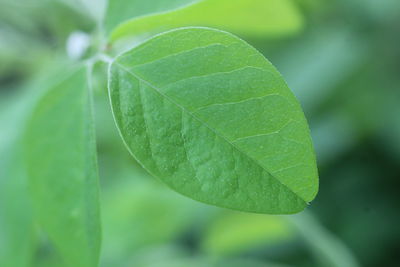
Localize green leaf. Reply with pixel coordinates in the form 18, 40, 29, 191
25, 66, 101, 267
0, 91, 37, 267
101, 173, 197, 266
109, 27, 318, 214
109, 0, 303, 42
105, 0, 200, 33
202, 212, 294, 255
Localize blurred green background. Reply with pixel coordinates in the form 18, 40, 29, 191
1, 0, 399, 267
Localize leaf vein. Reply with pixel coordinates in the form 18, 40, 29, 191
162, 66, 269, 88
194, 93, 282, 112
231, 119, 295, 143
122, 43, 227, 69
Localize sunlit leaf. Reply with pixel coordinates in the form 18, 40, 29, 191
24, 66, 101, 267
110, 0, 303, 41
105, 0, 200, 33
109, 27, 318, 214
202, 212, 294, 255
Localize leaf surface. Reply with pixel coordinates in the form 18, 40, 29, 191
109, 27, 318, 214
25, 66, 101, 267
110, 0, 303, 41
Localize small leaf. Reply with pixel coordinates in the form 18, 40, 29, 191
109, 0, 303, 41
25, 66, 101, 267
109, 27, 318, 214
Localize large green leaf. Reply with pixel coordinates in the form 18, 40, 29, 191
25, 66, 101, 267
109, 27, 318, 214
109, 0, 303, 42
105, 0, 200, 33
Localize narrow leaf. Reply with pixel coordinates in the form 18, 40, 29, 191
109, 27, 318, 214
25, 66, 101, 267
0, 92, 37, 267
110, 0, 303, 41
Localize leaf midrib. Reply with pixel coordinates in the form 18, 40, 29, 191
113, 60, 307, 204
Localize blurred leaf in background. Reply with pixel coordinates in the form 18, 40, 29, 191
0, 89, 36, 267
105, 0, 200, 33
24, 66, 101, 267
109, 0, 304, 41
202, 213, 294, 255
